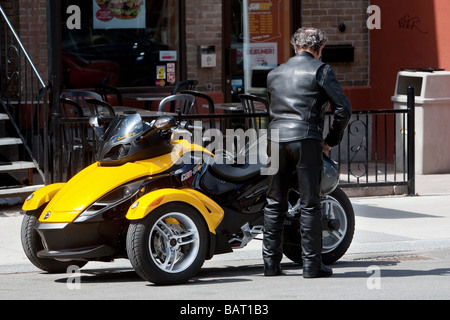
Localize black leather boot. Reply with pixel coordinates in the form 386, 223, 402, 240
264, 261, 282, 276
303, 263, 333, 278
262, 205, 285, 277
300, 204, 333, 278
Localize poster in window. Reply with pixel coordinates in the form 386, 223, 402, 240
93, 0, 146, 29
245, 42, 278, 68
157, 65, 166, 80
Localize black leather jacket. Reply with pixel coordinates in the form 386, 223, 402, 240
267, 51, 352, 146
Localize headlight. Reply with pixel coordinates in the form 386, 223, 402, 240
103, 143, 131, 161
74, 180, 143, 223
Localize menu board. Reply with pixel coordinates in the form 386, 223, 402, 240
248, 0, 281, 42
247, 0, 289, 67
93, 0, 146, 29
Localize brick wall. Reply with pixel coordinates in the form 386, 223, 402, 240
0, 0, 49, 80
301, 0, 370, 87
185, 0, 223, 92
184, 0, 371, 91
18, 0, 48, 79
1, 0, 369, 91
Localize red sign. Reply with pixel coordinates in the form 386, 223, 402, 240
96, 8, 114, 22
167, 73, 176, 83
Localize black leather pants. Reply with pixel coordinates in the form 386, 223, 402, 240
263, 139, 323, 270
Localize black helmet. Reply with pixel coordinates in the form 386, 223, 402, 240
321, 154, 339, 195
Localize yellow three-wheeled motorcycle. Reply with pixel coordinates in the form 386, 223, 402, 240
21, 113, 354, 285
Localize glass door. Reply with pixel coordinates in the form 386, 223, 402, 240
225, 0, 294, 101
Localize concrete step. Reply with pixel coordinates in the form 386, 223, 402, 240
0, 161, 36, 172
0, 137, 22, 146
0, 184, 44, 197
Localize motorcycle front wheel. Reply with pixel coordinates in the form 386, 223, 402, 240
21, 210, 87, 273
126, 202, 209, 285
283, 187, 355, 265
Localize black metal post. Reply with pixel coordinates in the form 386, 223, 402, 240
407, 86, 416, 195
46, 0, 62, 183
46, 0, 62, 110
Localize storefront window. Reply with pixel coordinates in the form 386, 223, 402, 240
61, 0, 179, 88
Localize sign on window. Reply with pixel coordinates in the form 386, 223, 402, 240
93, 0, 146, 29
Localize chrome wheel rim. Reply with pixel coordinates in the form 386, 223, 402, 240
149, 212, 200, 273
321, 196, 348, 254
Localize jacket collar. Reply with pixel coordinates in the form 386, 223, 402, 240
297, 51, 315, 59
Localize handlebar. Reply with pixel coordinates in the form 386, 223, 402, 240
178, 120, 204, 132
137, 117, 204, 144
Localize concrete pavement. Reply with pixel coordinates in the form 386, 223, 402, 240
209, 173, 450, 262
349, 173, 450, 255
1, 174, 450, 271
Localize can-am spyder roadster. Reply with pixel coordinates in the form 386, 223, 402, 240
22, 113, 354, 285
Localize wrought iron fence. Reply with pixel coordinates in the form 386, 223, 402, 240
50, 89, 416, 195
0, 5, 48, 186
328, 107, 415, 195
335, 88, 415, 195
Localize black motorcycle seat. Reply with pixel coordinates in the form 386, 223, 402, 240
210, 162, 265, 182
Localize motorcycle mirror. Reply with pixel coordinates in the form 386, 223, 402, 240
89, 115, 105, 139
136, 116, 175, 144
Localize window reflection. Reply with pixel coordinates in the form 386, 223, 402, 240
61, 0, 179, 88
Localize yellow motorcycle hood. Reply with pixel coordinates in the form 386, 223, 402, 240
41, 151, 180, 223
40, 140, 211, 223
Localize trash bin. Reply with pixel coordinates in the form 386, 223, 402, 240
391, 69, 450, 174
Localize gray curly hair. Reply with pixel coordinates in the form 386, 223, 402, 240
291, 28, 328, 53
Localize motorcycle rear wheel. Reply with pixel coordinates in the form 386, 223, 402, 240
126, 202, 209, 285
283, 187, 355, 265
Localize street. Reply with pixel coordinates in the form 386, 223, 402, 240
1, 174, 450, 302
0, 248, 450, 300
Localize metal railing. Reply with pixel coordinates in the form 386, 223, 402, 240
51, 88, 416, 195
328, 89, 415, 195
0, 5, 48, 185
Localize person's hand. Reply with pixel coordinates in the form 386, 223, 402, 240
322, 141, 331, 154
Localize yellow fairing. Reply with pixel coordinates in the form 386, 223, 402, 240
26, 139, 211, 224
171, 139, 214, 157
34, 149, 184, 223
22, 183, 66, 211
126, 188, 224, 234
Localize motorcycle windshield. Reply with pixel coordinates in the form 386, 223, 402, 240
103, 113, 148, 143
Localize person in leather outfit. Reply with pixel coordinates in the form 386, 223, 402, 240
263, 28, 352, 278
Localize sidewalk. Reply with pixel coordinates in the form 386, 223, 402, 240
1, 174, 450, 270
215, 173, 450, 261
348, 173, 450, 255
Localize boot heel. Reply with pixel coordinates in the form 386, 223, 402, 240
303, 263, 332, 278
